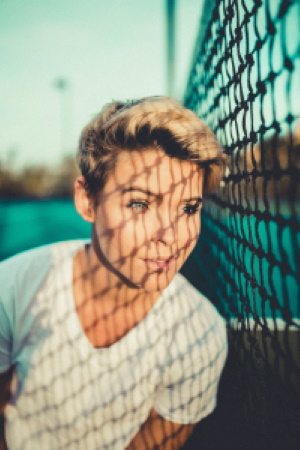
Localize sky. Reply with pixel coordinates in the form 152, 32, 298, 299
0, 0, 203, 169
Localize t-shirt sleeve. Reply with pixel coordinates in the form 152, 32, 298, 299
153, 337, 227, 424
153, 282, 228, 425
0, 286, 13, 373
0, 246, 52, 374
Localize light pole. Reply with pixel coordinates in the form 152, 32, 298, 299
53, 77, 71, 156
166, 0, 176, 97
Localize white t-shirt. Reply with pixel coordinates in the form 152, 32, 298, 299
0, 241, 227, 450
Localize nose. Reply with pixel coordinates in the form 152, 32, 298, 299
150, 211, 176, 246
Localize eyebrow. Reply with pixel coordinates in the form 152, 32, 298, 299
121, 186, 202, 203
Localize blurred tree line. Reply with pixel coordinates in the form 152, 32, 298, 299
0, 156, 79, 199
0, 126, 298, 200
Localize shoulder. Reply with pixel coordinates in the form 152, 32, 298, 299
165, 273, 226, 330
0, 240, 87, 367
161, 273, 227, 362
0, 245, 52, 307
0, 240, 87, 312
0, 240, 86, 283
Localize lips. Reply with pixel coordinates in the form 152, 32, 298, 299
147, 257, 171, 262
142, 256, 176, 271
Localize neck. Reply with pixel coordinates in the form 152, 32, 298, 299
73, 243, 158, 312
73, 243, 160, 347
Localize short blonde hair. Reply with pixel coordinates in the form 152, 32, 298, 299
77, 96, 228, 199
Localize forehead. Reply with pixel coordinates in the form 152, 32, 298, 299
104, 149, 203, 197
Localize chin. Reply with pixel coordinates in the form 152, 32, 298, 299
135, 271, 176, 293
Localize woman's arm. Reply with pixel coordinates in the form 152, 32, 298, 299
126, 408, 196, 450
0, 367, 14, 450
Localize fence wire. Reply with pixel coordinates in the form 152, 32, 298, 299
183, 0, 300, 448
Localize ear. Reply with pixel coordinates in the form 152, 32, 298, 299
74, 176, 95, 223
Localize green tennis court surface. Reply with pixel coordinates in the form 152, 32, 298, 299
0, 199, 91, 262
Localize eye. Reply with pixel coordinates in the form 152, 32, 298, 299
126, 200, 149, 211
182, 203, 201, 216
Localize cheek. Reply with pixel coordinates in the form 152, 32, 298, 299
178, 217, 201, 252
97, 216, 146, 259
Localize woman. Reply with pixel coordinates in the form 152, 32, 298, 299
0, 96, 228, 449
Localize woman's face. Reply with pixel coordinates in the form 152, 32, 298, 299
92, 149, 203, 292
